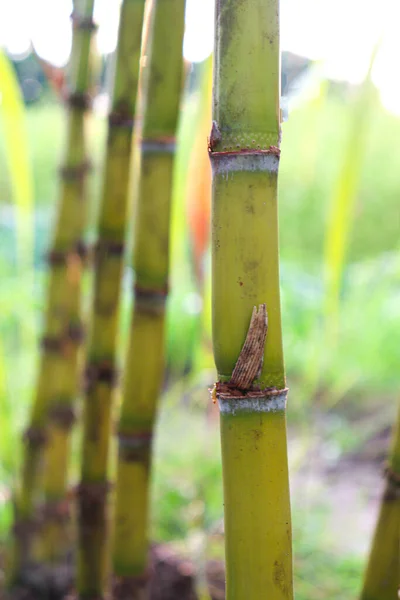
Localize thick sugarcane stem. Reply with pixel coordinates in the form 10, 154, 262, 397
360, 404, 400, 600
219, 390, 292, 599
210, 1, 293, 598
76, 2, 147, 599
9, 0, 95, 583
112, 1, 186, 597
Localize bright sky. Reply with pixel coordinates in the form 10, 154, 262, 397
1, 0, 400, 115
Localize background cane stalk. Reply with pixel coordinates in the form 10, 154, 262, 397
359, 402, 400, 600
76, 1, 147, 598
112, 0, 186, 596
9, 0, 95, 583
209, 0, 293, 598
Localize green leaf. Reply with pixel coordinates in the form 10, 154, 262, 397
323, 48, 379, 334
0, 51, 34, 272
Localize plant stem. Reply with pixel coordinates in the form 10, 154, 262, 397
76, 2, 147, 599
210, 1, 293, 598
360, 403, 400, 600
9, 0, 95, 583
112, 1, 186, 597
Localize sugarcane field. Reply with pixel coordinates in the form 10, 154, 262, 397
0, 0, 399, 599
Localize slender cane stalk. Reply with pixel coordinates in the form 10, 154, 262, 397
209, 1, 293, 598
112, 1, 186, 597
76, 2, 147, 599
360, 403, 400, 600
9, 0, 95, 583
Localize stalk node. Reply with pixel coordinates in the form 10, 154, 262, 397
230, 304, 268, 390
59, 160, 92, 181
141, 137, 176, 154
68, 321, 86, 343
47, 241, 89, 266
210, 150, 280, 177
209, 146, 281, 157
40, 325, 85, 356
40, 335, 65, 354
75, 240, 90, 260
48, 403, 77, 429
382, 465, 400, 501
384, 463, 400, 487
76, 482, 112, 529
216, 382, 288, 400
134, 284, 168, 315
94, 240, 125, 259
108, 112, 136, 130
383, 483, 400, 502
117, 432, 153, 462
217, 388, 288, 415
23, 426, 48, 448
70, 12, 98, 32
208, 119, 281, 155
84, 362, 119, 392
65, 91, 93, 111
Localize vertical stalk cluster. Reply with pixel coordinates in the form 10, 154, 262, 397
360, 404, 400, 600
76, 2, 147, 599
112, 0, 186, 597
209, 1, 293, 598
10, 0, 95, 582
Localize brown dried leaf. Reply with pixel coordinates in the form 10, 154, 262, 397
230, 304, 268, 390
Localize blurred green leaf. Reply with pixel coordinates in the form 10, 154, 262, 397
0, 51, 34, 272
323, 50, 378, 333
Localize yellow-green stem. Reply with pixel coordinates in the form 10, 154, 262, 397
210, 1, 293, 598
220, 395, 292, 598
360, 403, 400, 600
9, 0, 95, 583
112, 0, 186, 597
76, 2, 147, 599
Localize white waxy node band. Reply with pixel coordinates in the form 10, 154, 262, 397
218, 389, 288, 416
211, 152, 280, 176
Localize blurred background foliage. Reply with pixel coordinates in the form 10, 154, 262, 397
0, 0, 399, 597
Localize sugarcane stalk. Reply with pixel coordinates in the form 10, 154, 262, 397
112, 1, 186, 597
75, 2, 147, 599
209, 1, 293, 598
9, 0, 95, 583
360, 403, 400, 600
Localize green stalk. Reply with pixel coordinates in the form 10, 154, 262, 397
210, 1, 293, 599
112, 0, 186, 597
9, 0, 95, 583
360, 403, 400, 600
76, 2, 147, 599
